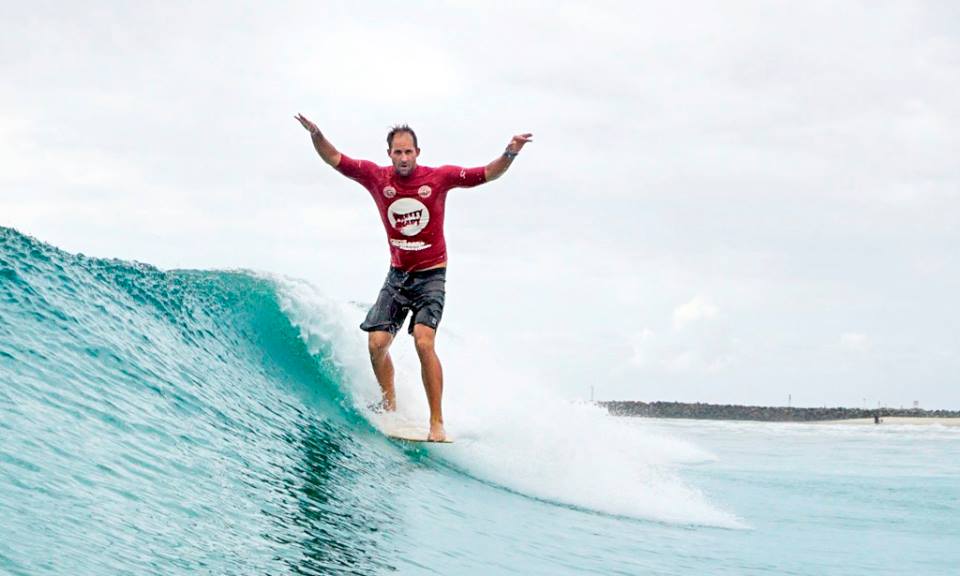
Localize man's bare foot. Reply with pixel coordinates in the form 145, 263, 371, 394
427, 421, 446, 442
367, 397, 396, 414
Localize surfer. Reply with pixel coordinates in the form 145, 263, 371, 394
295, 114, 532, 441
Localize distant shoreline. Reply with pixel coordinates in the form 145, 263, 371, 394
599, 401, 960, 423
813, 417, 960, 427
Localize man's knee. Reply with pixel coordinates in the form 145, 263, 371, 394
412, 325, 436, 355
368, 331, 393, 358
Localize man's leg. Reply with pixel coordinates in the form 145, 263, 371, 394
368, 330, 396, 411
412, 323, 445, 441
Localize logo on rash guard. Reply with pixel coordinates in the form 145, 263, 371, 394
382, 186, 396, 198
387, 198, 430, 237
418, 185, 432, 198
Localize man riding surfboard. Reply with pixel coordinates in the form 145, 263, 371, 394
296, 114, 532, 441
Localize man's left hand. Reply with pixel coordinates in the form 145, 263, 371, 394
507, 133, 534, 154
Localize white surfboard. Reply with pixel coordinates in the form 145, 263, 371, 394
370, 412, 454, 443
385, 425, 454, 443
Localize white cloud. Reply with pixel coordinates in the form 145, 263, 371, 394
629, 328, 656, 368
282, 22, 467, 106
840, 332, 871, 353
673, 296, 719, 331
629, 323, 738, 376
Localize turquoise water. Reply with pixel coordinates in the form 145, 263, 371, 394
2, 226, 958, 575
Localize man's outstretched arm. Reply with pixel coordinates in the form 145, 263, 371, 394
295, 113, 342, 167
484, 133, 533, 181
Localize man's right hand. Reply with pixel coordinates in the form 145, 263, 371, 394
296, 113, 341, 167
295, 113, 321, 137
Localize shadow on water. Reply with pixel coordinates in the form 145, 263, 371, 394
266, 419, 402, 575
236, 272, 407, 574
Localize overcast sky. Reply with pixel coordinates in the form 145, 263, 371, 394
2, 0, 958, 408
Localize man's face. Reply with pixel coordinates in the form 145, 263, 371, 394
388, 133, 419, 177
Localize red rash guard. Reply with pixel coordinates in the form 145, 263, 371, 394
336, 154, 487, 271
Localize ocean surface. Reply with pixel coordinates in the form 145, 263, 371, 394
2, 226, 958, 575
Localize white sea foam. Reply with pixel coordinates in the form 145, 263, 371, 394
273, 276, 743, 528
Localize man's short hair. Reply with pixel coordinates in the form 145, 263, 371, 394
387, 124, 418, 150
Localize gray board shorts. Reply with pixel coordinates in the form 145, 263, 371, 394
360, 267, 446, 336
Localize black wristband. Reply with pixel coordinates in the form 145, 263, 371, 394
503, 149, 518, 159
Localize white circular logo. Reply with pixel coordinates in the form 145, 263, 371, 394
383, 186, 396, 199
418, 185, 432, 198
387, 198, 430, 237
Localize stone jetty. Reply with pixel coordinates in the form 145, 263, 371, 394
599, 401, 960, 422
